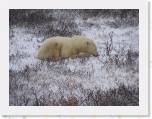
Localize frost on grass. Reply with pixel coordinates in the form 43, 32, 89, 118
9, 10, 139, 106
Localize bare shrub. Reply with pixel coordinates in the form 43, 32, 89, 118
80, 84, 139, 106
104, 32, 114, 56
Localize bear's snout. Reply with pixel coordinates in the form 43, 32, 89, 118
93, 52, 99, 57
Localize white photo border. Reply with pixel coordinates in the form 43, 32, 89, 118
0, 0, 149, 116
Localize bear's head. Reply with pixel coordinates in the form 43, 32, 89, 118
86, 41, 98, 57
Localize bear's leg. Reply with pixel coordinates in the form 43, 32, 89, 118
52, 57, 60, 61
52, 51, 61, 61
71, 54, 78, 59
61, 50, 71, 59
78, 52, 90, 58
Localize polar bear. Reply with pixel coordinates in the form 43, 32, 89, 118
37, 35, 98, 61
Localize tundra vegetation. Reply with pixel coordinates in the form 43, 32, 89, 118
9, 9, 139, 106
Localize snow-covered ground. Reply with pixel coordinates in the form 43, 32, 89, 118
9, 12, 139, 106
